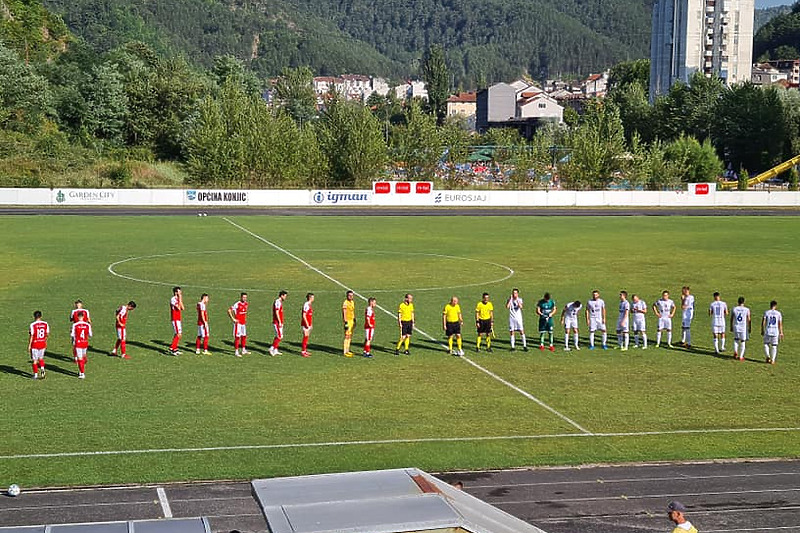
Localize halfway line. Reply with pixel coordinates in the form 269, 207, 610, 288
221, 217, 589, 434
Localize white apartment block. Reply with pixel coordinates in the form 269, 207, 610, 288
650, 0, 754, 100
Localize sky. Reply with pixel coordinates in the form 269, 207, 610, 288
756, 0, 794, 7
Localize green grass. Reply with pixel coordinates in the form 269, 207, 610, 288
1, 215, 798, 488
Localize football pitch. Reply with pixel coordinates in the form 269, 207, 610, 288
1, 213, 798, 488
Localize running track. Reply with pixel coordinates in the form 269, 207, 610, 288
0, 460, 798, 532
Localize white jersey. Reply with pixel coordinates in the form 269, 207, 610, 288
632, 300, 647, 331
655, 299, 674, 318
618, 300, 630, 323
507, 297, 524, 321
763, 309, 782, 337
731, 305, 750, 333
681, 294, 695, 325
563, 302, 581, 329
710, 300, 728, 327
586, 299, 605, 321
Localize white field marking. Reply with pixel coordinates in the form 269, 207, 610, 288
496, 487, 800, 505
536, 505, 800, 522
107, 249, 514, 293
703, 524, 800, 533
221, 217, 588, 434
1, 427, 799, 461
156, 487, 173, 518
466, 470, 800, 489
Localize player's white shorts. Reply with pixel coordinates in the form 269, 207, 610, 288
682, 312, 693, 328
763, 334, 779, 346
632, 317, 646, 332
75, 347, 87, 359
30, 348, 45, 360
116, 327, 126, 340
589, 318, 606, 332
657, 317, 672, 331
197, 324, 209, 338
509, 316, 524, 332
564, 318, 579, 330
233, 323, 247, 337
733, 329, 748, 341
301, 325, 312, 336
616, 319, 629, 333
273, 323, 283, 340
712, 323, 726, 334
172, 320, 182, 335
365, 327, 375, 343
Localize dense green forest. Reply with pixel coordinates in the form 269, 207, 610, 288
755, 2, 800, 60
41, 0, 654, 86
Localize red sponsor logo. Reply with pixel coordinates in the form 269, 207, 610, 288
415, 182, 432, 194
374, 182, 391, 194
395, 182, 411, 194
694, 183, 709, 195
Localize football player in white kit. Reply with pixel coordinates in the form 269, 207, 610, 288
506, 288, 527, 351
561, 300, 582, 351
585, 290, 607, 350
680, 286, 695, 348
617, 291, 630, 351
730, 296, 751, 361
761, 300, 784, 365
709, 292, 729, 354
652, 290, 676, 348
631, 294, 648, 349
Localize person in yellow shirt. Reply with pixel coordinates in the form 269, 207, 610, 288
342, 290, 356, 357
475, 292, 494, 352
667, 501, 698, 533
443, 296, 464, 356
396, 293, 414, 355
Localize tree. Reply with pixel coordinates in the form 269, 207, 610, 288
421, 44, 450, 124
318, 97, 386, 187
391, 101, 441, 179
608, 59, 649, 91
0, 43, 52, 133
82, 63, 129, 144
663, 135, 723, 183
273, 66, 317, 125
712, 83, 786, 175
558, 100, 627, 189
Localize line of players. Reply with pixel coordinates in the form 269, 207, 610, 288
26, 286, 786, 380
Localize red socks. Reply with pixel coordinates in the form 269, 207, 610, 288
170, 336, 180, 350
301, 336, 309, 351
77, 358, 86, 373
32, 361, 39, 374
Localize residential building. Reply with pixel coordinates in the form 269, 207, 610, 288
395, 80, 428, 101
764, 59, 800, 87
650, 0, 755, 100
582, 72, 609, 98
751, 63, 788, 86
476, 82, 563, 137
446, 92, 477, 118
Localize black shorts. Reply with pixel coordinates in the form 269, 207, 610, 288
400, 321, 414, 336
477, 319, 493, 334
445, 321, 461, 337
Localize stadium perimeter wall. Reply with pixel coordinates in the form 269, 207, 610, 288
2, 187, 800, 207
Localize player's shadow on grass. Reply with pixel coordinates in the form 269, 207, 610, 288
47, 352, 75, 363
0, 365, 31, 378
305, 342, 343, 356
88, 347, 106, 357
47, 363, 79, 378
126, 340, 161, 353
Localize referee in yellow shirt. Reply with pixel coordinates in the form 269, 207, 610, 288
476, 292, 494, 352
396, 293, 414, 355
342, 290, 356, 357
443, 296, 464, 356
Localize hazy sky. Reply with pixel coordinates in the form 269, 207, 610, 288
756, 0, 794, 7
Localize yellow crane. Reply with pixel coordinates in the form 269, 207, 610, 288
719, 154, 800, 190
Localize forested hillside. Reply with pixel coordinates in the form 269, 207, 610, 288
42, 0, 653, 85
755, 3, 800, 59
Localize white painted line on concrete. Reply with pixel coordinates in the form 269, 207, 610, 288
156, 487, 172, 518
221, 217, 590, 434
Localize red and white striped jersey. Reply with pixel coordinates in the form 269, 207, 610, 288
273, 298, 284, 324
197, 301, 208, 326
170, 295, 182, 321
365, 306, 375, 329
230, 301, 248, 324
116, 305, 129, 327
301, 301, 313, 327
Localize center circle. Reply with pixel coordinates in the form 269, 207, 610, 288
108, 249, 514, 293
